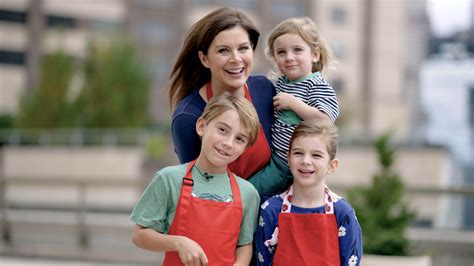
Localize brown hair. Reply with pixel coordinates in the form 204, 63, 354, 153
169, 7, 260, 109
201, 92, 260, 146
289, 120, 338, 160
266, 17, 333, 73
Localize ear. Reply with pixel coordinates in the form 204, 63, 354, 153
196, 117, 206, 137
198, 51, 210, 69
312, 47, 320, 63
327, 158, 339, 174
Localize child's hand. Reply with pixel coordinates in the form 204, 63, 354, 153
176, 236, 209, 266
273, 92, 297, 110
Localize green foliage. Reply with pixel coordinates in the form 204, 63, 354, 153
0, 114, 14, 129
15, 51, 74, 128
74, 39, 150, 127
146, 134, 167, 161
14, 38, 151, 129
348, 132, 415, 255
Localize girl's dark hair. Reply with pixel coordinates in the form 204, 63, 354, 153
169, 7, 260, 109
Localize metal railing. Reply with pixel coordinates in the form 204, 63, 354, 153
0, 174, 143, 248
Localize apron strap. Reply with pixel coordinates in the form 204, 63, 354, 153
281, 185, 334, 214
175, 160, 196, 234
264, 185, 335, 248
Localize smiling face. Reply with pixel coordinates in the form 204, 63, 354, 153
196, 109, 250, 173
273, 33, 319, 81
198, 26, 254, 93
288, 135, 338, 188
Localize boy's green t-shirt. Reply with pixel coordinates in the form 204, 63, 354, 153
130, 163, 261, 246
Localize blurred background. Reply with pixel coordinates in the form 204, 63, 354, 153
0, 0, 472, 265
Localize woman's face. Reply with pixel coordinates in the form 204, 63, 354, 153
199, 26, 254, 93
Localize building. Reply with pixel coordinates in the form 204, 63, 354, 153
0, 0, 125, 114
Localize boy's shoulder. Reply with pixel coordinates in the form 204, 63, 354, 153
154, 163, 188, 182
234, 175, 260, 198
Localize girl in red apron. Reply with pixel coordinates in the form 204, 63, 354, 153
131, 94, 262, 266
254, 121, 363, 266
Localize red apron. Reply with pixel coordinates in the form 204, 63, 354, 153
206, 82, 271, 179
163, 160, 242, 266
272, 185, 340, 266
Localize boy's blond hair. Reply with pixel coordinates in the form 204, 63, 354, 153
201, 92, 260, 146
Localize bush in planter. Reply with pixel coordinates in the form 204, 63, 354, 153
347, 132, 415, 255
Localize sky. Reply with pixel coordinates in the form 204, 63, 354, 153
427, 0, 472, 36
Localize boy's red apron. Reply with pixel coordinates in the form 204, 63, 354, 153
207, 82, 271, 179
163, 160, 242, 266
272, 186, 340, 266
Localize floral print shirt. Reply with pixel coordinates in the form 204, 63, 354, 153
255, 195, 363, 265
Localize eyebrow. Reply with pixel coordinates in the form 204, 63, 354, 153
216, 121, 231, 128
216, 121, 249, 139
291, 147, 324, 154
214, 42, 251, 48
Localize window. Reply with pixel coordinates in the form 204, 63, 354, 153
217, 0, 256, 10
331, 41, 345, 59
47, 15, 76, 28
470, 86, 474, 125
137, 21, 174, 44
269, 2, 305, 18
0, 50, 25, 65
330, 6, 346, 24
0, 9, 27, 24
88, 20, 121, 32
329, 78, 344, 95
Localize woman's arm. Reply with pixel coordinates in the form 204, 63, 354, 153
171, 113, 202, 163
132, 225, 209, 265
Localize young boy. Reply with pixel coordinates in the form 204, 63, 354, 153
131, 93, 261, 266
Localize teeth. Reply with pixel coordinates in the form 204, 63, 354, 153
216, 148, 228, 156
227, 68, 243, 74
299, 170, 314, 174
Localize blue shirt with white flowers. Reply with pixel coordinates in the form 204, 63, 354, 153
254, 194, 363, 266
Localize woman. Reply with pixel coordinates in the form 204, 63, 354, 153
169, 7, 275, 181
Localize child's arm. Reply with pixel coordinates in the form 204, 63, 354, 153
233, 244, 252, 266
254, 202, 279, 266
273, 92, 332, 122
132, 225, 209, 265
338, 208, 363, 266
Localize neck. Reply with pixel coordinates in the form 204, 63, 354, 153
194, 156, 227, 175
291, 183, 326, 208
209, 80, 245, 97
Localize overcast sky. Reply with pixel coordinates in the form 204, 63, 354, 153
427, 0, 472, 36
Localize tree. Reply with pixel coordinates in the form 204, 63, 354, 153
347, 132, 415, 255
14, 38, 151, 129
15, 51, 74, 128
73, 39, 150, 127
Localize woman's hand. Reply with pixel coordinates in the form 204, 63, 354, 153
176, 236, 209, 266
